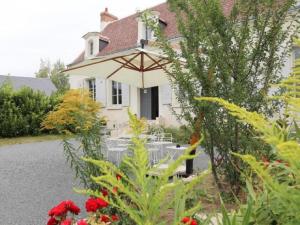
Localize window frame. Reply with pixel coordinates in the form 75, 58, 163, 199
111, 81, 122, 105
145, 25, 153, 41
89, 41, 94, 56
87, 78, 96, 101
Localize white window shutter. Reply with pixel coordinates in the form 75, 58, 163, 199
96, 78, 106, 107
161, 84, 172, 105
122, 84, 130, 106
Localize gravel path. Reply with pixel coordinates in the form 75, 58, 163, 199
0, 141, 86, 225
0, 141, 209, 225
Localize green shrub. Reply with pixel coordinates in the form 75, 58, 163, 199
199, 62, 300, 224
0, 82, 59, 137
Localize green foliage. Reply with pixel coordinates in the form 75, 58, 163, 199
42, 89, 105, 190
35, 58, 51, 78
148, 125, 192, 144
143, 0, 300, 191
50, 60, 70, 94
61, 122, 103, 190
198, 52, 300, 224
35, 58, 70, 94
77, 112, 210, 225
0, 81, 59, 137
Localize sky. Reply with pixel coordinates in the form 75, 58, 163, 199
0, 0, 165, 77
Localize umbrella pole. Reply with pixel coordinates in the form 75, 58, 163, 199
142, 71, 145, 89
141, 52, 145, 89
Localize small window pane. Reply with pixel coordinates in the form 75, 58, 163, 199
88, 79, 96, 101
90, 41, 94, 55
112, 96, 118, 105
112, 81, 123, 105
118, 84, 122, 95
112, 87, 117, 95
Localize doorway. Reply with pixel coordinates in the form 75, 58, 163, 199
140, 86, 159, 120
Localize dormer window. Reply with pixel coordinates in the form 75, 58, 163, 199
89, 41, 94, 56
144, 25, 154, 41
137, 11, 166, 44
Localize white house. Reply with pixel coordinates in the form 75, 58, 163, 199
67, 1, 298, 129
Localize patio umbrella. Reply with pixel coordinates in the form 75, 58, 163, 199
64, 48, 175, 88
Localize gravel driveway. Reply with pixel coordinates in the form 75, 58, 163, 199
0, 140, 209, 225
0, 140, 86, 225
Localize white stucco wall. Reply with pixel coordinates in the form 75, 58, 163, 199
68, 26, 296, 129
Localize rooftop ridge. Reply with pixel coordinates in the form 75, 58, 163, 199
100, 2, 167, 34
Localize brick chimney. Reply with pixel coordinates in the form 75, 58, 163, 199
100, 8, 118, 31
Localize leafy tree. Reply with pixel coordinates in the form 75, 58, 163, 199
35, 58, 51, 78
144, 0, 300, 191
199, 52, 300, 224
50, 60, 70, 94
35, 59, 70, 94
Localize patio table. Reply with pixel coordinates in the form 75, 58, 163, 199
117, 143, 131, 147
149, 164, 186, 177
165, 145, 188, 160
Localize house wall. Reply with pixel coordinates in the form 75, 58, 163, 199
69, 50, 295, 130
69, 31, 297, 130
69, 74, 182, 128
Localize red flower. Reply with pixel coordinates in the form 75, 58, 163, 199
47, 217, 58, 225
116, 174, 122, 180
77, 219, 88, 225
100, 215, 110, 223
111, 215, 119, 221
85, 197, 109, 212
48, 200, 80, 217
85, 198, 99, 212
65, 200, 80, 215
101, 188, 109, 197
96, 197, 109, 208
190, 219, 198, 225
61, 219, 72, 225
181, 217, 190, 223
48, 202, 67, 217
112, 187, 118, 194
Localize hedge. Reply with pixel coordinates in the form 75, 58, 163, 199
0, 82, 59, 137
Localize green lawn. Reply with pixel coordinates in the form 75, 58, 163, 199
0, 134, 64, 147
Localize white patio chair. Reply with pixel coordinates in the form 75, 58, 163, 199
106, 147, 128, 166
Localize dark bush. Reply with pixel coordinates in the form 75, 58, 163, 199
0, 82, 59, 137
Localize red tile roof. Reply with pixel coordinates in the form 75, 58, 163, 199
96, 2, 179, 57
70, 1, 234, 66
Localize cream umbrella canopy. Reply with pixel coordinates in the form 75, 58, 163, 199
64, 48, 174, 88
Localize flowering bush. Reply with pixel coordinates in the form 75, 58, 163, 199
42, 89, 106, 190
47, 200, 80, 225
47, 197, 119, 225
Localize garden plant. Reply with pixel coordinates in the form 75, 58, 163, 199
42, 89, 105, 190
143, 0, 300, 191
199, 42, 300, 224
0, 81, 59, 137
